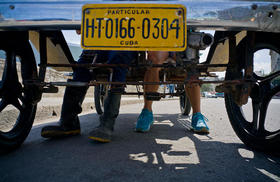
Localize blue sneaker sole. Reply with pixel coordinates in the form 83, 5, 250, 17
135, 124, 152, 133
135, 128, 150, 133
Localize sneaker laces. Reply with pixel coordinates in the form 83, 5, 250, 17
191, 113, 209, 123
138, 109, 147, 118
137, 112, 145, 121
137, 109, 152, 122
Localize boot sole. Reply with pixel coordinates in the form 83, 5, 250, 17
88, 136, 111, 143
41, 130, 80, 138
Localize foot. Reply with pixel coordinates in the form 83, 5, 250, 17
191, 112, 209, 134
135, 109, 154, 132
41, 125, 80, 138
88, 126, 112, 143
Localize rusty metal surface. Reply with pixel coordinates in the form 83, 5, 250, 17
216, 82, 253, 106
27, 78, 249, 88
45, 63, 228, 68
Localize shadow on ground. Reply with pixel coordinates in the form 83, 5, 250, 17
0, 112, 280, 182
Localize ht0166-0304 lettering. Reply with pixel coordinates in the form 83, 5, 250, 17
84, 18, 180, 40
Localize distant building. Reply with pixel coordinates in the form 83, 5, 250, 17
270, 50, 280, 73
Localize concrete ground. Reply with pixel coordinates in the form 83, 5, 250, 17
34, 96, 144, 124
0, 94, 145, 132
1, 99, 280, 182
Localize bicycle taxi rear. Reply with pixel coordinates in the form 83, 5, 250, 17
0, 0, 280, 152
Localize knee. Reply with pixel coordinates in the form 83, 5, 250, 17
146, 67, 161, 75
148, 51, 168, 64
185, 83, 200, 89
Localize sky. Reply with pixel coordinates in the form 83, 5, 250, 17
254, 49, 271, 75
63, 30, 81, 45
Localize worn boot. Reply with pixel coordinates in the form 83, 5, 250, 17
41, 86, 88, 138
89, 91, 122, 142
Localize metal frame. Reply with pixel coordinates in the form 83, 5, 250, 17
1, 1, 280, 99
1, 1, 280, 33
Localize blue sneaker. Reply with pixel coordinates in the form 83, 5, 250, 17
135, 109, 154, 132
191, 112, 209, 134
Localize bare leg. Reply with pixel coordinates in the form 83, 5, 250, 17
185, 84, 201, 114
143, 51, 169, 111
186, 83, 209, 133
144, 51, 202, 114
135, 51, 168, 132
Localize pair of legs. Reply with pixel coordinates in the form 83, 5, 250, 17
136, 51, 209, 133
41, 50, 137, 142
143, 51, 201, 113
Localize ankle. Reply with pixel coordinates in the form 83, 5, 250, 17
143, 107, 152, 112
193, 112, 201, 115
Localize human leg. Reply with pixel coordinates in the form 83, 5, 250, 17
89, 51, 137, 142
185, 84, 209, 133
170, 84, 175, 94
135, 51, 168, 132
143, 51, 168, 111
185, 84, 201, 114
41, 50, 96, 138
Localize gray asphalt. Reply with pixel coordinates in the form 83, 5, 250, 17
1, 99, 280, 182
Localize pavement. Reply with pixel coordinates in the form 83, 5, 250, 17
0, 95, 144, 131
1, 99, 280, 182
0, 91, 177, 132
34, 96, 145, 124
33, 95, 178, 125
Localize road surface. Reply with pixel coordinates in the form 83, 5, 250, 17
0, 98, 280, 182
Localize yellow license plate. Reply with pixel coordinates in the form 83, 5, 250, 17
81, 4, 186, 51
